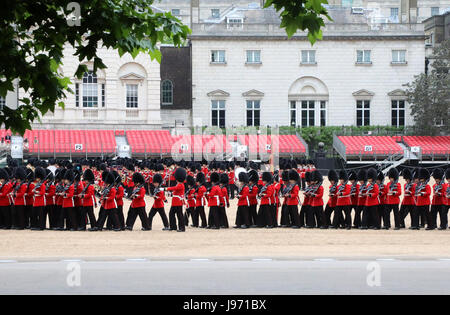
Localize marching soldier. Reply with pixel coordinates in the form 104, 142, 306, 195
124, 172, 150, 231
384, 168, 402, 230
167, 168, 187, 232
148, 173, 169, 230
428, 168, 446, 230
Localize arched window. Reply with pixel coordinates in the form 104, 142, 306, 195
161, 80, 173, 105
82, 71, 98, 107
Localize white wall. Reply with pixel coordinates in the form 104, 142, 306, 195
192, 38, 425, 127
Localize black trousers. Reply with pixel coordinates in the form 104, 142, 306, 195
66, 207, 78, 230
78, 206, 97, 230
126, 206, 149, 230
46, 205, 56, 229
384, 204, 400, 228
307, 206, 323, 228
25, 205, 32, 228
218, 206, 229, 228
287, 205, 300, 227
323, 205, 334, 228
412, 205, 429, 228
169, 206, 185, 231
0, 205, 11, 229
299, 204, 307, 227
208, 206, 220, 229
280, 204, 290, 227
13, 205, 25, 229
148, 207, 169, 229
229, 184, 237, 199
333, 205, 351, 228
271, 205, 278, 227
258, 204, 273, 227
55, 205, 67, 229
429, 204, 447, 229
236, 205, 250, 227
400, 204, 413, 227
31, 206, 43, 229
361, 205, 380, 229
353, 205, 364, 228
97, 207, 120, 230
107, 205, 125, 230
184, 207, 193, 226
192, 206, 207, 228
249, 204, 258, 226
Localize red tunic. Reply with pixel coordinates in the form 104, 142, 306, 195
237, 186, 250, 207
310, 186, 324, 207
402, 183, 415, 206
102, 187, 117, 210
385, 182, 402, 205
115, 185, 124, 207
45, 183, 55, 206
152, 189, 166, 209
195, 185, 207, 207
81, 184, 96, 207
364, 184, 379, 207
286, 184, 300, 206
207, 185, 222, 207
32, 182, 46, 207
167, 183, 185, 207
415, 184, 431, 206
0, 182, 12, 206
62, 184, 75, 208
14, 183, 27, 206
130, 187, 146, 208
336, 184, 351, 206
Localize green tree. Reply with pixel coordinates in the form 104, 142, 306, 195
405, 40, 450, 135
264, 0, 332, 43
0, 0, 190, 134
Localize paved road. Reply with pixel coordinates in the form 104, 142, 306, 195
0, 258, 449, 294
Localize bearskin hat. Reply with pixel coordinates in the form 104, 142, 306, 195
14, 167, 27, 181
367, 168, 377, 181
388, 168, 399, 181
377, 171, 385, 182
248, 170, 258, 183
210, 172, 220, 183
238, 171, 249, 183
272, 172, 279, 182
289, 169, 300, 181
312, 170, 323, 182
432, 168, 444, 180
153, 173, 163, 185
419, 168, 430, 180
446, 168, 450, 180
413, 169, 419, 180
281, 170, 289, 182
34, 167, 46, 180
0, 168, 9, 180
156, 164, 164, 172
339, 170, 348, 181
357, 169, 367, 182
112, 170, 121, 184
196, 172, 205, 184
401, 168, 412, 180
174, 168, 187, 182
327, 169, 338, 182
305, 171, 311, 182
186, 175, 195, 187
45, 169, 54, 181
262, 172, 272, 183
220, 173, 229, 185
83, 169, 95, 183
64, 169, 74, 182
104, 172, 115, 185
26, 168, 35, 181
132, 172, 145, 184
348, 171, 357, 181
101, 170, 109, 182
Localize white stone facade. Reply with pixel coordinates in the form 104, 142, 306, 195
191, 38, 425, 128
31, 46, 162, 130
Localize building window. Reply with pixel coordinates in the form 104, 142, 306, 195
392, 50, 406, 63
0, 96, 5, 110
75, 83, 79, 107
171, 9, 180, 16
211, 100, 225, 128
246, 50, 261, 63
211, 50, 226, 63
126, 84, 138, 108
431, 7, 440, 16
211, 9, 220, 19
246, 100, 261, 127
82, 71, 98, 107
301, 101, 315, 127
320, 101, 327, 126
161, 80, 173, 105
290, 101, 297, 127
356, 100, 370, 126
391, 100, 405, 127
301, 50, 316, 64
101, 84, 105, 107
356, 50, 371, 64
390, 8, 399, 22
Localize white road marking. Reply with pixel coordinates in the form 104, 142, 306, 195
252, 258, 273, 262
376, 258, 396, 261
0, 260, 17, 263
314, 258, 336, 262
190, 258, 211, 262
126, 258, 148, 262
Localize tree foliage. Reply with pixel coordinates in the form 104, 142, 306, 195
0, 0, 190, 134
264, 0, 332, 44
405, 40, 450, 135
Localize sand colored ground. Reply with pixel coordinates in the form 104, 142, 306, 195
0, 178, 449, 259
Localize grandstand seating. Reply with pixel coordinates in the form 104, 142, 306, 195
403, 136, 450, 155
23, 129, 116, 155
172, 135, 232, 154
337, 136, 403, 155
126, 130, 174, 154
